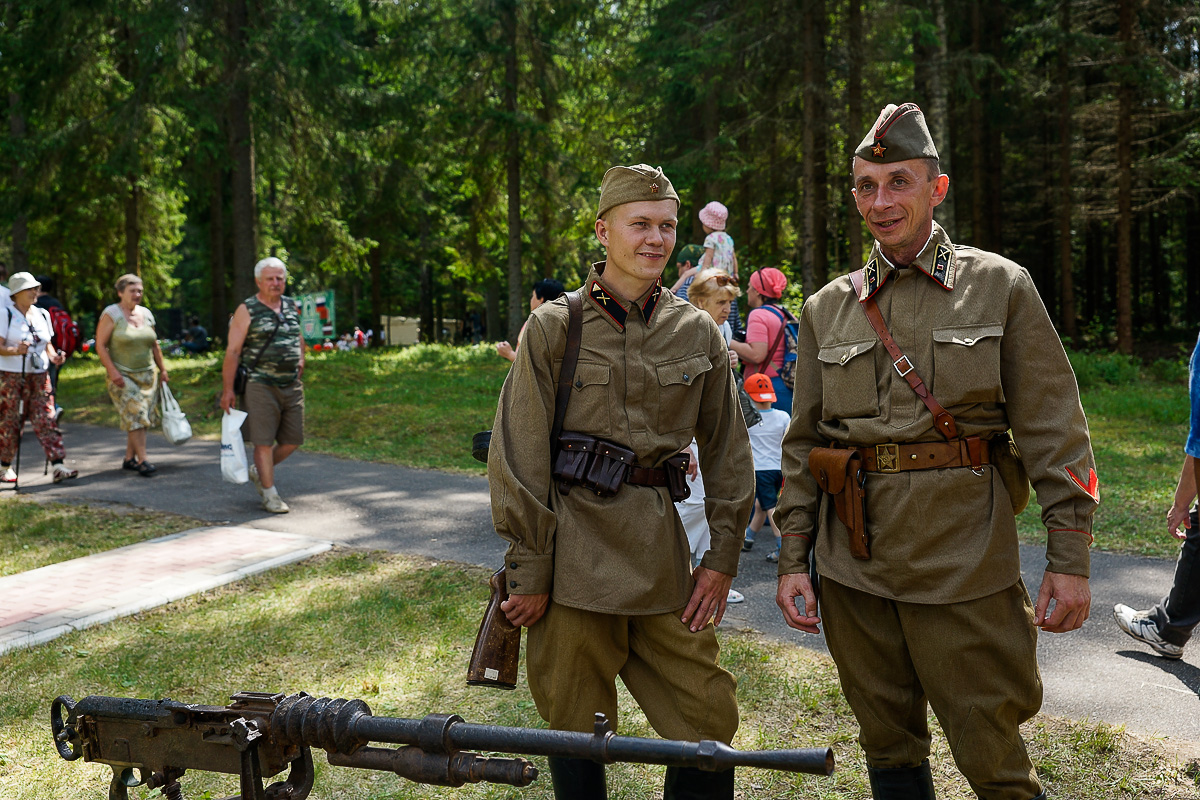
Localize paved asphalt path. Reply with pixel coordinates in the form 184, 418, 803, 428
19, 423, 1200, 754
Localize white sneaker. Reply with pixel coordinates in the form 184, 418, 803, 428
262, 493, 290, 514
1, 467, 15, 483
727, 589, 745, 604
52, 464, 78, 484
249, 465, 264, 497
1113, 603, 1184, 659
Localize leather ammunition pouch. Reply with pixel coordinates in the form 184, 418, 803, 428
553, 431, 690, 502
808, 447, 869, 560
989, 432, 1030, 514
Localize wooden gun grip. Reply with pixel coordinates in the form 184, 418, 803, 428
466, 568, 521, 690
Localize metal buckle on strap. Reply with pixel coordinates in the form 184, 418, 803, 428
875, 443, 901, 473
893, 356, 914, 377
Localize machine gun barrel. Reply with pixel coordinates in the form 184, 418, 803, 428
53, 690, 833, 799
273, 694, 834, 776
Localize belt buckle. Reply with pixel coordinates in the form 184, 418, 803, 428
875, 443, 900, 473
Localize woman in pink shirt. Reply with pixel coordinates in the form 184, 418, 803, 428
729, 267, 793, 412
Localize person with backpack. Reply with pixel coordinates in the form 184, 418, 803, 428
729, 267, 795, 412
0, 273, 77, 484
35, 275, 79, 417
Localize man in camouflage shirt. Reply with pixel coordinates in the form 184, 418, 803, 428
221, 256, 306, 514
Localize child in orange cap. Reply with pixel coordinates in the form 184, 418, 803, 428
742, 372, 790, 560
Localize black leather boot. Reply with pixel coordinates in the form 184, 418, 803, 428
547, 756, 607, 800
866, 759, 936, 800
663, 766, 735, 800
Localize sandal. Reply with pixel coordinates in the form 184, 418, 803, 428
137, 461, 157, 477
122, 457, 140, 471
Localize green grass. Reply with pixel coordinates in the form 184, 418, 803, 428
56, 345, 512, 473
0, 497, 203, 576
57, 344, 1193, 557
1, 524, 1195, 800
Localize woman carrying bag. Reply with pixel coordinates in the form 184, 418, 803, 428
0, 272, 76, 484
94, 273, 169, 476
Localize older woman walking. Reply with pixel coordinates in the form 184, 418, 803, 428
95, 273, 168, 476
0, 272, 76, 483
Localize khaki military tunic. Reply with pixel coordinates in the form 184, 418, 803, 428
490, 264, 754, 615
776, 223, 1098, 600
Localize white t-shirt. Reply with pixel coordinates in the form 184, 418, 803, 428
0, 305, 53, 374
748, 407, 789, 471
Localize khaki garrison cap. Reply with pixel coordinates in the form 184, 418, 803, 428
597, 164, 679, 219
855, 103, 939, 163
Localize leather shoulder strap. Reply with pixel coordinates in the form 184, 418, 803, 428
849, 269, 958, 440
550, 290, 583, 448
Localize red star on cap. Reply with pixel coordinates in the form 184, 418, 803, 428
871, 142, 886, 158
649, 182, 660, 193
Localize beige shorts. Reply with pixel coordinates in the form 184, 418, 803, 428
243, 380, 305, 446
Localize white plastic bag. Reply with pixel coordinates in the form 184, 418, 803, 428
159, 383, 193, 445
220, 409, 249, 484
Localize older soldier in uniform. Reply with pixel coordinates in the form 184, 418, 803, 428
488, 164, 754, 800
775, 104, 1098, 800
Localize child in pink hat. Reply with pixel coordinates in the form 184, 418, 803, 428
697, 201, 738, 279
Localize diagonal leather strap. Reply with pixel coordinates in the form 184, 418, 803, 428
849, 269, 958, 441
550, 290, 584, 449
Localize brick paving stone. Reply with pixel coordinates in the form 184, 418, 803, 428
0, 526, 330, 656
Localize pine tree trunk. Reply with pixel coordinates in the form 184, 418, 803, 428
8, 91, 28, 273
930, 0, 954, 238
209, 165, 228, 338
1057, 0, 1076, 338
1115, 0, 1134, 355
1187, 198, 1200, 328
369, 244, 383, 346
502, 0, 523, 342
969, 4, 985, 247
800, 0, 827, 294
125, 179, 140, 276
227, 0, 258, 303
846, 0, 863, 270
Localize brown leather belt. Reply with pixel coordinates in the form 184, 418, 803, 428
627, 465, 670, 486
852, 438, 990, 473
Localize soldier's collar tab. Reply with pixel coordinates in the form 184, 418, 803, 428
859, 224, 956, 300
586, 263, 664, 331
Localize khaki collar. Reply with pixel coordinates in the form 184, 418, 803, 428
857, 222, 957, 301
586, 262, 665, 331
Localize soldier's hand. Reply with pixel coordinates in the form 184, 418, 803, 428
776, 573, 821, 634
1034, 571, 1090, 633
501, 593, 549, 628
682, 567, 733, 631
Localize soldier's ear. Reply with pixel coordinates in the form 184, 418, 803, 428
595, 217, 609, 247
930, 174, 950, 208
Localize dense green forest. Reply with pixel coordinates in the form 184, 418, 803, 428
1, 0, 1197, 350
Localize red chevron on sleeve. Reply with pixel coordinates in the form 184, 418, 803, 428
1066, 467, 1099, 501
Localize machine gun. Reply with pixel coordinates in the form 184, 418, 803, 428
52, 691, 834, 799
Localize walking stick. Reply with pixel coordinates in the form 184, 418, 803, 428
13, 342, 24, 493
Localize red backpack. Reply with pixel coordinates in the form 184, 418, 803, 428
47, 306, 82, 355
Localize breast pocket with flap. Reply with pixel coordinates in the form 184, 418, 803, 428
817, 339, 879, 419
931, 324, 1005, 405
561, 361, 613, 438
656, 353, 713, 434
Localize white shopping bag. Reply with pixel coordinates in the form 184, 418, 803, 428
159, 383, 193, 445
220, 409, 249, 484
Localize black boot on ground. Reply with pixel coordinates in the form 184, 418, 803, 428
867, 759, 936, 800
663, 766, 735, 800
547, 756, 607, 800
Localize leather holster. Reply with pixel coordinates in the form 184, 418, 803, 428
664, 452, 692, 503
583, 440, 635, 497
553, 431, 596, 495
808, 447, 869, 560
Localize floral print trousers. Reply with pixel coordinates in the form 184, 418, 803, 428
0, 371, 64, 463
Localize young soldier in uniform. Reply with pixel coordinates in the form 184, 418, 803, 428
488, 164, 754, 800
774, 104, 1099, 800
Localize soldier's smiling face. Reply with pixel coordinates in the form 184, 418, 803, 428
595, 200, 678, 300
852, 158, 949, 265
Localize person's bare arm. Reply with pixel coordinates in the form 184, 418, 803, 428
1166, 455, 1198, 539
729, 337, 768, 366
220, 305, 251, 412
94, 313, 123, 388
1034, 571, 1090, 633
151, 338, 168, 383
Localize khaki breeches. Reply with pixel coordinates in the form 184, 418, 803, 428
526, 601, 739, 743
821, 578, 1043, 800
